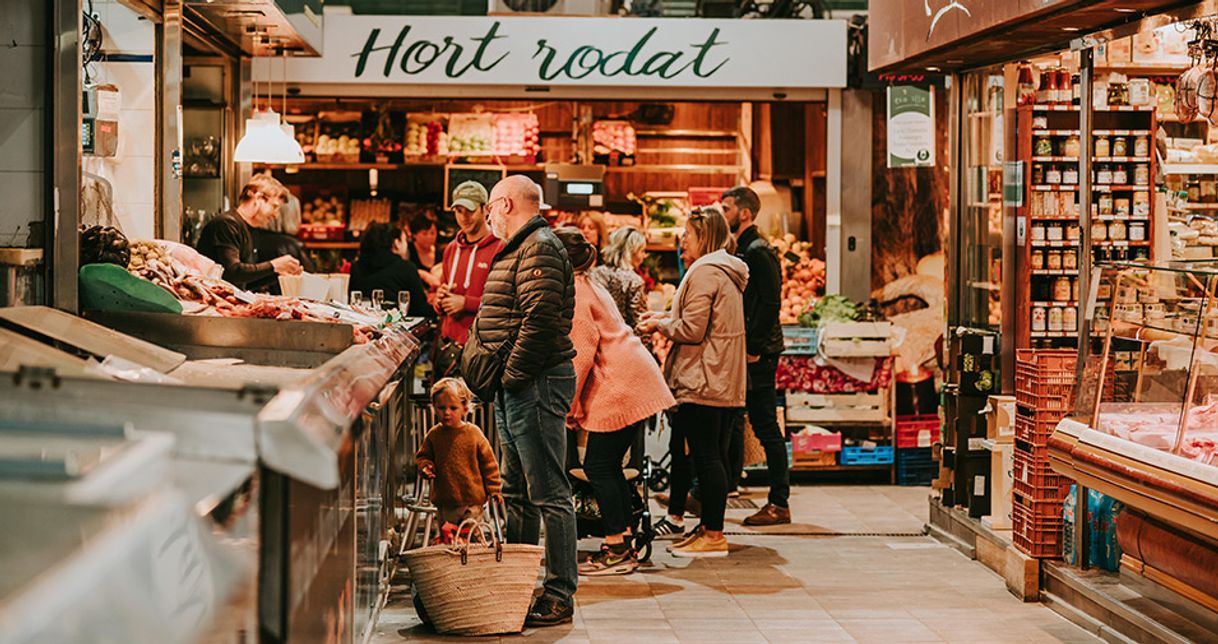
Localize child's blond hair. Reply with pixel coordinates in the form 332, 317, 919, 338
430, 377, 474, 405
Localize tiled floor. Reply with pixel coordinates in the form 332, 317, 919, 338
374, 485, 1099, 643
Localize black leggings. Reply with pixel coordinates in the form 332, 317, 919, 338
667, 403, 730, 532
583, 423, 641, 536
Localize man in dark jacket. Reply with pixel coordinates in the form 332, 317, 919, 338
196, 175, 302, 290
722, 186, 791, 526
476, 174, 578, 626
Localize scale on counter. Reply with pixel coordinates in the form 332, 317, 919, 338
544, 164, 606, 210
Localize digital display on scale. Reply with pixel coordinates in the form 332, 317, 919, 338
565, 182, 595, 196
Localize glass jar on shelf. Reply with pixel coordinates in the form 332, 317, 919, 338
1032, 223, 1046, 241
1133, 192, 1150, 216
1046, 164, 1063, 184
1054, 277, 1073, 301
1033, 164, 1046, 184
1109, 219, 1127, 241
1064, 306, 1078, 332
1032, 306, 1048, 332
1092, 219, 1109, 242
1114, 198, 1131, 218
1129, 220, 1147, 241
1134, 136, 1149, 158
1032, 249, 1046, 270
1098, 193, 1114, 216
1097, 164, 1113, 184
1063, 165, 1079, 184
1113, 137, 1128, 157
1095, 135, 1111, 158
1113, 165, 1128, 185
1047, 223, 1064, 241
1134, 163, 1150, 186
1035, 135, 1055, 156
1067, 224, 1081, 241
1064, 134, 1081, 157
1063, 248, 1078, 270
1047, 250, 1063, 270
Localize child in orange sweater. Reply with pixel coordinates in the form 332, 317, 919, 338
415, 378, 502, 525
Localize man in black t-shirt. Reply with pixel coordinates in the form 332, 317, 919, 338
196, 175, 302, 289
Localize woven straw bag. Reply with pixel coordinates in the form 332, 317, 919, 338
403, 501, 543, 636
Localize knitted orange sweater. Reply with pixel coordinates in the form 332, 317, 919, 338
415, 423, 501, 508
570, 275, 676, 432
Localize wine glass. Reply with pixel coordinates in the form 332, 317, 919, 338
397, 291, 412, 314
371, 289, 385, 311
350, 291, 364, 308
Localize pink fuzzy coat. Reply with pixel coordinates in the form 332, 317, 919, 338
569, 274, 676, 432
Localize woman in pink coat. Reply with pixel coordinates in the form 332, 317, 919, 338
555, 227, 675, 577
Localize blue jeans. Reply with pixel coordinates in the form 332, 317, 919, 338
495, 362, 578, 605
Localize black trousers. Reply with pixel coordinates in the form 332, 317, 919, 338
745, 354, 789, 507
583, 422, 642, 536
667, 403, 730, 532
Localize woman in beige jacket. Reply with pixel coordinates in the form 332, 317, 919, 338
638, 206, 748, 558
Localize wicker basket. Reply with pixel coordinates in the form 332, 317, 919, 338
403, 507, 543, 636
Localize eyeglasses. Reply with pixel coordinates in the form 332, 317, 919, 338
485, 196, 508, 214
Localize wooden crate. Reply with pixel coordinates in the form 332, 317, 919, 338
818, 322, 894, 358
786, 390, 888, 424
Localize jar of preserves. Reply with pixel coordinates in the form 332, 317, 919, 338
1095, 135, 1111, 158
1063, 306, 1078, 332
1202, 178, 1216, 201
1063, 166, 1079, 184
1113, 137, 1128, 157
1134, 163, 1150, 185
1063, 248, 1077, 270
1113, 165, 1128, 185
1108, 81, 1130, 106
1032, 223, 1046, 241
1047, 224, 1064, 241
1046, 165, 1063, 184
1054, 277, 1072, 301
1129, 220, 1146, 241
1033, 164, 1046, 184
1133, 192, 1150, 216
1047, 250, 1062, 270
1097, 164, 1113, 184
1048, 307, 1064, 332
1098, 193, 1114, 215
1066, 224, 1081, 241
1031, 249, 1045, 270
1114, 198, 1131, 218
1134, 136, 1150, 157
1092, 220, 1108, 241
1032, 306, 1048, 332
1109, 219, 1127, 241
1098, 281, 1112, 300
1035, 136, 1054, 156
1064, 134, 1081, 158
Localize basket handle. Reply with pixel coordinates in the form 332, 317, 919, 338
451, 517, 488, 564
487, 497, 506, 561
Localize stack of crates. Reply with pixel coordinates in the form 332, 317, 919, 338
895, 414, 940, 486
1011, 349, 1076, 558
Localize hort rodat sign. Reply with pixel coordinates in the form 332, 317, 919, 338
260, 15, 847, 89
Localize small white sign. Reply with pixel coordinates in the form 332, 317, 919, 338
887, 85, 936, 168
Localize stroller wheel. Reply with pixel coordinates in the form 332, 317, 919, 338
636, 540, 653, 563
648, 470, 669, 493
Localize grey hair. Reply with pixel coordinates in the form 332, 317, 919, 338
601, 226, 646, 270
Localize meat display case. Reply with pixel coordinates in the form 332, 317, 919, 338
0, 308, 423, 643
1048, 261, 1218, 614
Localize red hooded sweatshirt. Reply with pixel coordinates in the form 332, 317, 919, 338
440, 231, 505, 344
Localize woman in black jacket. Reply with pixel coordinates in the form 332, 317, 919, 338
350, 223, 433, 318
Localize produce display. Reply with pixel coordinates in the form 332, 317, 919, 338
773, 234, 827, 325
365, 109, 402, 160
287, 115, 316, 159
303, 196, 346, 225
406, 117, 448, 157
448, 114, 494, 156
593, 120, 637, 156
493, 113, 541, 158
315, 134, 361, 162
797, 294, 857, 329
80, 225, 131, 267
316, 112, 363, 163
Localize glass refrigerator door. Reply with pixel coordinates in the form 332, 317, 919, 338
958, 70, 1007, 331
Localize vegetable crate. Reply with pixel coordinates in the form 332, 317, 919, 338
1014, 349, 1076, 413
895, 414, 940, 449
818, 322, 894, 359
839, 445, 894, 466
1014, 408, 1064, 447
1012, 489, 1065, 558
790, 430, 842, 455
896, 447, 936, 486
781, 326, 817, 356
786, 391, 888, 424
1013, 441, 1071, 502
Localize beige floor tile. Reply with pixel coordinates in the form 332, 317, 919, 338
837, 618, 943, 642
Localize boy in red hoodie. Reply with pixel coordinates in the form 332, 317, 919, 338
436, 181, 505, 347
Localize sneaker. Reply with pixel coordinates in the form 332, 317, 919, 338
743, 503, 792, 527
652, 517, 687, 540
670, 533, 729, 559
579, 544, 637, 576
666, 525, 703, 551
525, 595, 574, 627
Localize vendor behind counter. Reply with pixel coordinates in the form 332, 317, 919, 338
195, 175, 303, 290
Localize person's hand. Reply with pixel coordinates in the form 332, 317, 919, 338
271, 255, 303, 275
421, 464, 435, 478
492, 492, 504, 505
438, 293, 465, 315
747, 354, 760, 364
636, 318, 660, 334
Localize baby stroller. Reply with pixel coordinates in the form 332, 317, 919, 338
566, 424, 659, 561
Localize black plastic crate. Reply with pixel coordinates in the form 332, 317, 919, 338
896, 447, 936, 486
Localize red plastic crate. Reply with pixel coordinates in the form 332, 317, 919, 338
1013, 444, 1071, 501
1014, 410, 1065, 446
1012, 494, 1065, 558
1015, 349, 1076, 412
895, 414, 941, 449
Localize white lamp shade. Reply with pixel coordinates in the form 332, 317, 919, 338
234, 110, 305, 164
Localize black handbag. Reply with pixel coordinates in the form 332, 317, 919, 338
460, 320, 516, 402
432, 336, 464, 380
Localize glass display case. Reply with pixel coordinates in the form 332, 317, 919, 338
956, 68, 1007, 332
1072, 261, 1218, 468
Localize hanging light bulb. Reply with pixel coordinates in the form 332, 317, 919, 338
233, 47, 305, 164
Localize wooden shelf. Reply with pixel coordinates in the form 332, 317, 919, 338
1183, 203, 1218, 210
1030, 240, 1079, 248
1093, 130, 1152, 136
1030, 330, 1078, 338
1094, 157, 1152, 163
606, 164, 742, 174
1032, 156, 1079, 162
1031, 105, 1156, 112
1032, 301, 1078, 307
303, 241, 359, 250
1163, 164, 1218, 175
1093, 240, 1151, 247
1093, 185, 1151, 192
1032, 184, 1078, 191
1092, 215, 1150, 221
1032, 269, 1080, 276
1033, 129, 1080, 136
635, 129, 737, 139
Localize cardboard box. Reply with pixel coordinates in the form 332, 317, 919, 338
986, 395, 1017, 443
987, 441, 1015, 530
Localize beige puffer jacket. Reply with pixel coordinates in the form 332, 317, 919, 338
658, 249, 749, 408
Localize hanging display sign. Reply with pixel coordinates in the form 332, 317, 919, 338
887, 85, 936, 168
256, 15, 846, 89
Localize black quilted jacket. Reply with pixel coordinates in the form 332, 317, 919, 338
473, 216, 575, 390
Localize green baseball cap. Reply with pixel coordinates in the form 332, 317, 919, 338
451, 180, 489, 211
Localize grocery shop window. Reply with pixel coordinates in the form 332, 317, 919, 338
956, 68, 1006, 331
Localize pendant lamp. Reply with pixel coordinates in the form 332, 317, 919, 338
233, 51, 305, 164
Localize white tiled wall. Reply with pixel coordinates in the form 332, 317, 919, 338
0, 1, 47, 248
82, 0, 157, 240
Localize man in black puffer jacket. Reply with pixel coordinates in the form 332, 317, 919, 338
475, 175, 578, 627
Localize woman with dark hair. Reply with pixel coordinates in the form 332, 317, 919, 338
350, 223, 433, 318
408, 212, 442, 290
554, 227, 674, 576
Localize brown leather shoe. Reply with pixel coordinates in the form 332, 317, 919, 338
743, 503, 791, 526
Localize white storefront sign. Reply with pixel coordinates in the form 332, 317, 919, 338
256, 15, 847, 89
